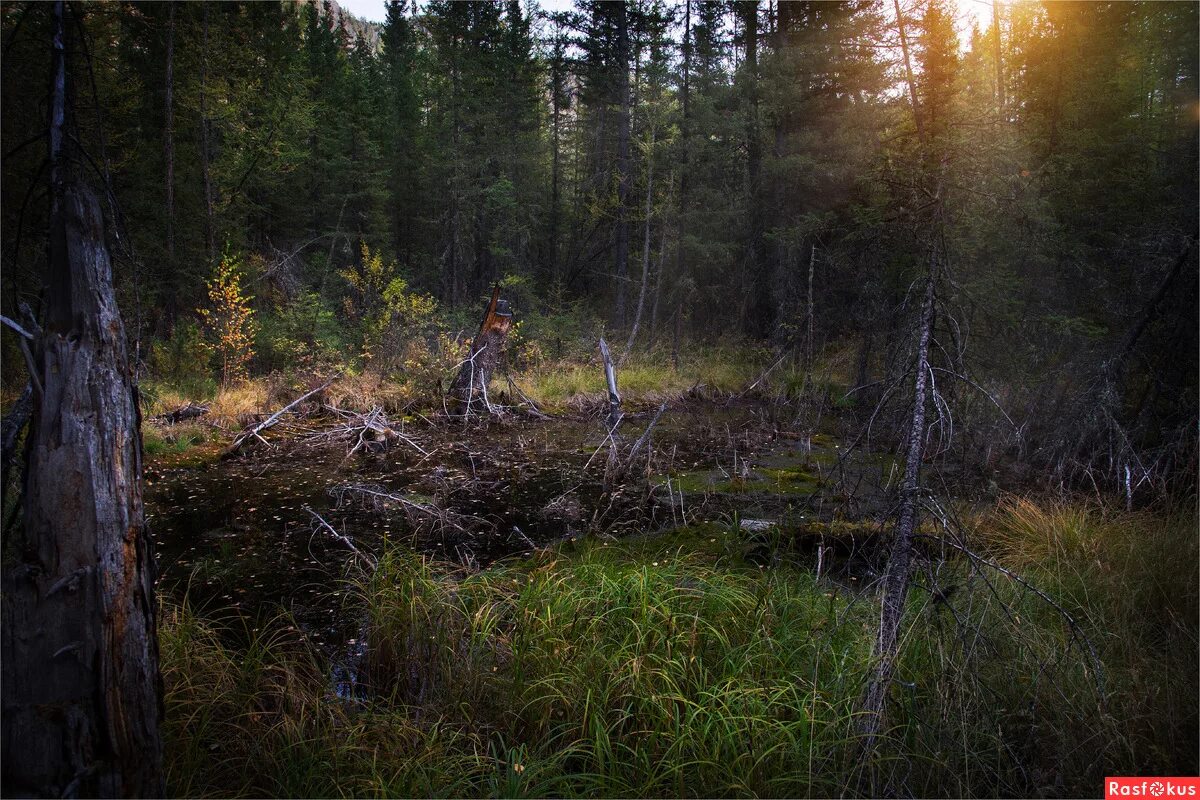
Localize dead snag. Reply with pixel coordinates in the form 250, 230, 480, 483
598, 337, 622, 430
450, 286, 512, 415
2, 179, 164, 799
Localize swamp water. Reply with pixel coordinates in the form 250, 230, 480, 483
145, 401, 892, 694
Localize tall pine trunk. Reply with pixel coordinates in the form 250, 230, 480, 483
613, 0, 631, 328
162, 1, 175, 325
199, 3, 215, 264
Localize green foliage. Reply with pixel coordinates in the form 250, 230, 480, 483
254, 290, 345, 375
147, 321, 216, 398
340, 243, 438, 373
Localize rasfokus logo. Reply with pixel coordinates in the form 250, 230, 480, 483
1106, 777, 1200, 798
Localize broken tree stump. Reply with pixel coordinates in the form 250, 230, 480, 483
450, 286, 512, 415
598, 337, 622, 430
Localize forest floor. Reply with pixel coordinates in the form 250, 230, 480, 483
139, 351, 1197, 798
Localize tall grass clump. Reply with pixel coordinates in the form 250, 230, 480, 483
882, 498, 1198, 796
357, 538, 872, 797
160, 603, 506, 798
162, 501, 1196, 797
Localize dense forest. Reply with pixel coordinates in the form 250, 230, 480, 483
1, 0, 1197, 797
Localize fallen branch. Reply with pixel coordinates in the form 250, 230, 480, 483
330, 482, 489, 538
223, 375, 337, 458
505, 374, 550, 419
735, 351, 788, 400
626, 402, 668, 467
303, 505, 376, 570
310, 405, 428, 458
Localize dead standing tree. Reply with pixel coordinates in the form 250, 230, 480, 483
856, 0, 943, 762
1, 3, 164, 795
449, 286, 513, 416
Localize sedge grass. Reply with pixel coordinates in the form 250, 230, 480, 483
162, 504, 1198, 797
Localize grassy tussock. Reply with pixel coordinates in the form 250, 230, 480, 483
162, 504, 1197, 797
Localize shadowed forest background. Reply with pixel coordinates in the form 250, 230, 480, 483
1, 0, 1197, 797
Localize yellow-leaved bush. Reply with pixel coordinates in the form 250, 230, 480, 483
198, 250, 257, 388
341, 244, 459, 394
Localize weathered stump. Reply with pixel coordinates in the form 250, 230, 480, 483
449, 287, 512, 415
1, 182, 164, 797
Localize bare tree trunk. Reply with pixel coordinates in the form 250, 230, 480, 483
992, 0, 1005, 117
199, 3, 215, 264
599, 337, 622, 429
858, 0, 937, 760
893, 0, 925, 142
621, 124, 657, 365
2, 6, 163, 795
740, 1, 771, 339
163, 1, 175, 323
806, 243, 815, 367
450, 287, 512, 414
648, 218, 668, 346
858, 238, 938, 751
671, 303, 682, 371
613, 0, 631, 328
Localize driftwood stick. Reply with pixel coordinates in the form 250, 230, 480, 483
627, 402, 668, 467
737, 351, 788, 399
224, 375, 337, 457
304, 505, 376, 569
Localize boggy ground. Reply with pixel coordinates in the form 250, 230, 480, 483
146, 397, 877, 652
146, 387, 1198, 798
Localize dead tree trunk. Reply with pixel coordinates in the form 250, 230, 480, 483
858, 240, 938, 751
858, 0, 939, 760
2, 9, 163, 792
621, 123, 657, 365
599, 337, 622, 430
449, 286, 512, 414
162, 1, 175, 325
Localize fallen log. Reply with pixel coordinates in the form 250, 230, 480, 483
223, 375, 337, 458
449, 286, 512, 415
154, 402, 209, 425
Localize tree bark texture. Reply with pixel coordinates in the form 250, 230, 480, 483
613, 0, 631, 328
1, 183, 164, 797
858, 238, 939, 753
598, 336, 622, 430
450, 286, 512, 413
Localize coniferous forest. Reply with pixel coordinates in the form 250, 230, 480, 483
1, 1, 1197, 797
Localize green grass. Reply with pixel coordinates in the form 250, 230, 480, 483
503, 346, 770, 411
142, 421, 212, 456
162, 503, 1198, 797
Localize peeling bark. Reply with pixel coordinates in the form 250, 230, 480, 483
2, 9, 162, 789
1, 181, 164, 798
